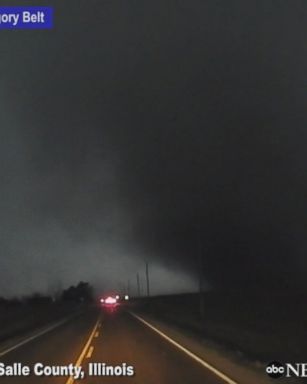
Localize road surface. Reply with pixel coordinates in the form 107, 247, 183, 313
0, 307, 238, 384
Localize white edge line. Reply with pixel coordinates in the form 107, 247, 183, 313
65, 317, 100, 384
130, 312, 239, 384
0, 316, 73, 357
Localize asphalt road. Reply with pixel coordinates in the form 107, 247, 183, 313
0, 306, 236, 384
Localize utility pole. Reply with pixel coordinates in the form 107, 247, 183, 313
136, 273, 141, 297
145, 262, 150, 297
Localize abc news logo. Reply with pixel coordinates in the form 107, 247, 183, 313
266, 361, 307, 379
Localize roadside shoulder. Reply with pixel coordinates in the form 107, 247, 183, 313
130, 311, 280, 384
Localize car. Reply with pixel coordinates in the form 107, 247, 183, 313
100, 296, 118, 312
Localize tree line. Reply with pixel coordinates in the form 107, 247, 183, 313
0, 281, 94, 308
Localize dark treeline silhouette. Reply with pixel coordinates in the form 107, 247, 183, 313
0, 297, 22, 308
61, 281, 94, 303
25, 294, 53, 306
0, 281, 94, 309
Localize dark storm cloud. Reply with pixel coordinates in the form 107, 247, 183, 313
0, 1, 306, 296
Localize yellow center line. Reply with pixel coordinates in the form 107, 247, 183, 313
86, 346, 94, 359
65, 316, 101, 384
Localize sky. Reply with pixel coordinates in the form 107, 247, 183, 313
0, 1, 306, 297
